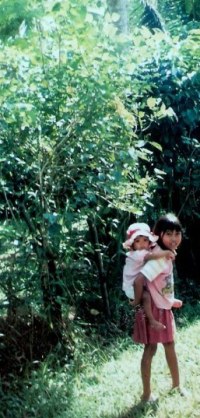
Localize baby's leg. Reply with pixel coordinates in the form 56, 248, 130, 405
133, 274, 145, 306
142, 291, 166, 331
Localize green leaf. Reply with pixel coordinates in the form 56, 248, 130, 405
185, 0, 193, 14
147, 97, 157, 109
52, 2, 61, 12
149, 141, 162, 151
111, 13, 120, 23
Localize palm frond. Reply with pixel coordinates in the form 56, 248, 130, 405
140, 1, 165, 31
129, 0, 200, 36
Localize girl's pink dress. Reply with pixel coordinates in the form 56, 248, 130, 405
133, 257, 177, 344
133, 299, 175, 344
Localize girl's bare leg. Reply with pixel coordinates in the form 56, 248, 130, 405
141, 344, 157, 400
163, 342, 180, 388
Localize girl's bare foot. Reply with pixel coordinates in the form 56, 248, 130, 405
149, 318, 166, 331
141, 393, 158, 403
170, 386, 188, 397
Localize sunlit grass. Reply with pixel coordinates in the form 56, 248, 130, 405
67, 320, 200, 418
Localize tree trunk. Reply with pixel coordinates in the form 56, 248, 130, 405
20, 203, 63, 339
107, 0, 129, 34
41, 257, 63, 341
87, 218, 111, 319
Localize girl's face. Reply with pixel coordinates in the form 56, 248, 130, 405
133, 235, 150, 251
161, 229, 182, 251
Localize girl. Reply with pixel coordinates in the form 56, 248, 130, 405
122, 222, 175, 331
133, 213, 183, 402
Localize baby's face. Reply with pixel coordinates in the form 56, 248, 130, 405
132, 235, 150, 251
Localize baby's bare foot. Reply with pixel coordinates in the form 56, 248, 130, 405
149, 319, 166, 331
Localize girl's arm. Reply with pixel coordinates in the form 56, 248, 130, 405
144, 249, 175, 263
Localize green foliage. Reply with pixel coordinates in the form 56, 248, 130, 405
0, 0, 158, 326
0, 0, 42, 40
1, 0, 200, 338
1, 362, 72, 418
132, 28, 200, 220
185, 0, 200, 20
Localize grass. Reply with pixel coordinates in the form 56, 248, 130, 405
2, 313, 200, 418
67, 320, 200, 418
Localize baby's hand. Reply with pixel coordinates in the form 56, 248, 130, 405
173, 299, 183, 308
163, 250, 175, 260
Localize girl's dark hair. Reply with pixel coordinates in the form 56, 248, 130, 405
153, 213, 182, 250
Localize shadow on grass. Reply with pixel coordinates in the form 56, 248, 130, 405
104, 399, 159, 418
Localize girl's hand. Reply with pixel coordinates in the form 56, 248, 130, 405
173, 299, 183, 308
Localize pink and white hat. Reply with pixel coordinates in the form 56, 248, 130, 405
123, 222, 158, 249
